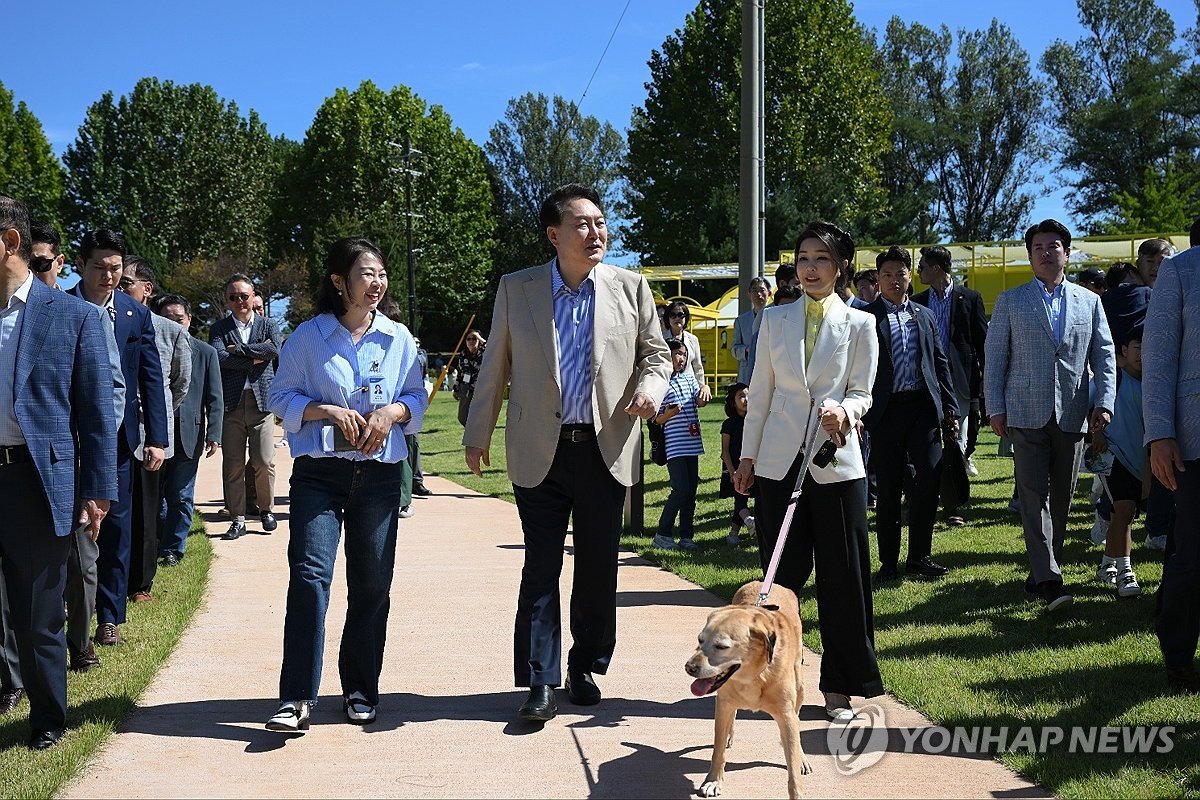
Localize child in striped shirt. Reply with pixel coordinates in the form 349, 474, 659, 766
651, 339, 708, 550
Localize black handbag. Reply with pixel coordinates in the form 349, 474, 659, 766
940, 424, 971, 509
647, 420, 668, 466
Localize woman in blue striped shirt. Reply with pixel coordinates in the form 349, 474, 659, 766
651, 338, 708, 550
264, 237, 428, 734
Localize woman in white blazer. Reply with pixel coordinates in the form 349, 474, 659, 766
733, 221, 882, 723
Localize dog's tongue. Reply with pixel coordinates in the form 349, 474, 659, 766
691, 678, 717, 697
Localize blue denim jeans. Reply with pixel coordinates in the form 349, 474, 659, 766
158, 451, 200, 559
658, 456, 699, 540
279, 455, 404, 706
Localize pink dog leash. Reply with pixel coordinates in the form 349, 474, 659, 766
757, 403, 823, 607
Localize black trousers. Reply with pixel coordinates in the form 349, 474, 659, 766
511, 436, 624, 687
869, 393, 944, 567
754, 453, 883, 698
1158, 459, 1200, 669
0, 460, 72, 732
129, 463, 164, 594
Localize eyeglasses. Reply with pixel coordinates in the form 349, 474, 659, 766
227, 293, 250, 302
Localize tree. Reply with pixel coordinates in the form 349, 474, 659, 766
1040, 0, 1200, 230
0, 81, 65, 229
1098, 162, 1200, 233
624, 0, 891, 265
875, 18, 1044, 242
62, 78, 279, 274
289, 81, 494, 348
485, 92, 625, 275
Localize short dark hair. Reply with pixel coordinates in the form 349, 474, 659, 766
29, 220, 61, 255
80, 229, 127, 262
794, 221, 855, 265
123, 254, 159, 286
774, 263, 797, 286
665, 299, 691, 326
1024, 219, 1072, 252
539, 183, 603, 230
665, 336, 687, 356
919, 245, 952, 271
724, 381, 749, 418
223, 272, 255, 294
875, 245, 912, 271
1190, 215, 1200, 248
1120, 323, 1144, 350
0, 195, 32, 263
155, 293, 191, 317
772, 285, 799, 304
1106, 262, 1135, 289
315, 237, 387, 316
375, 292, 404, 324
853, 269, 878, 287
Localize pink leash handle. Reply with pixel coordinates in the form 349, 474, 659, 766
758, 404, 823, 606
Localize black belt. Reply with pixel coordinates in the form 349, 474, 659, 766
891, 389, 925, 400
560, 425, 596, 443
0, 444, 31, 466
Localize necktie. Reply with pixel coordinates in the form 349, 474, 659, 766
804, 296, 823, 369
108, 306, 116, 322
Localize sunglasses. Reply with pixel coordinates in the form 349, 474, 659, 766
668, 312, 686, 320
228, 293, 251, 302
30, 255, 58, 273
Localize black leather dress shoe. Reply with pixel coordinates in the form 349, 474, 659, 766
873, 564, 900, 586
566, 672, 601, 706
261, 511, 278, 532
518, 685, 557, 721
223, 521, 246, 540
0, 688, 23, 714
412, 484, 433, 496
29, 728, 65, 750
905, 556, 949, 579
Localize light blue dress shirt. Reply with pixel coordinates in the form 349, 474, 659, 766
1037, 279, 1067, 346
928, 285, 953, 349
882, 296, 921, 392
267, 312, 427, 463
0, 271, 34, 446
551, 259, 596, 425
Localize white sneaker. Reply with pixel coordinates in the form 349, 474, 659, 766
1096, 562, 1117, 586
1145, 534, 1167, 551
651, 534, 677, 550
744, 515, 756, 535
344, 691, 377, 724
1090, 512, 1110, 546
824, 692, 855, 724
266, 701, 311, 733
399, 505, 415, 519
726, 526, 740, 544
1117, 569, 1142, 598
965, 456, 979, 477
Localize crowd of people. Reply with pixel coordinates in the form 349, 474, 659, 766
2, 181, 1198, 752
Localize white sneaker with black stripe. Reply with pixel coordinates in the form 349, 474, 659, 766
266, 701, 311, 733
344, 691, 376, 724
1117, 569, 1142, 599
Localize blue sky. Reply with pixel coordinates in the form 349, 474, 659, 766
6, 0, 1197, 253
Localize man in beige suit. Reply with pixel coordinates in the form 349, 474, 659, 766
464, 183, 671, 723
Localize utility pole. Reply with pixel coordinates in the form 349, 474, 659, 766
739, 0, 765, 313
389, 138, 424, 334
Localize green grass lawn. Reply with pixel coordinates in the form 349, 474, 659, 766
0, 515, 213, 799
419, 391, 1199, 799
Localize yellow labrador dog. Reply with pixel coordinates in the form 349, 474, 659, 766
685, 580, 811, 799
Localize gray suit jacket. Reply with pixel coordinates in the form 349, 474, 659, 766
136, 314, 191, 460
1143, 246, 1200, 459
210, 313, 281, 412
731, 308, 760, 384
176, 335, 224, 460
984, 278, 1116, 433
